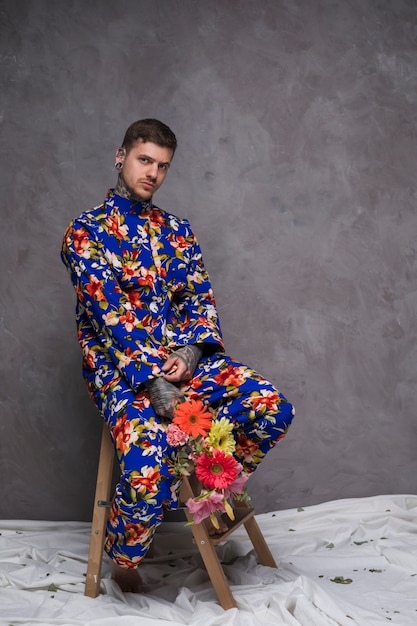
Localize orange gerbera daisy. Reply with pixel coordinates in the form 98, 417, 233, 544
195, 449, 240, 490
172, 399, 213, 438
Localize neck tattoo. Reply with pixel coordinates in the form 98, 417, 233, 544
115, 175, 147, 203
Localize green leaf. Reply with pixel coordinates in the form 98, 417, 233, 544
330, 576, 353, 584
47, 583, 58, 592
326, 543, 335, 549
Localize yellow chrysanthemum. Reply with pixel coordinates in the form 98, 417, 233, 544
206, 417, 236, 454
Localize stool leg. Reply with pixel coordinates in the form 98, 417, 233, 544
243, 516, 278, 568
85, 423, 114, 598
180, 476, 237, 610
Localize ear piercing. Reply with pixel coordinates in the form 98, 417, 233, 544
115, 148, 124, 170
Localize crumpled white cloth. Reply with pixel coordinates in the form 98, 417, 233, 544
0, 494, 416, 625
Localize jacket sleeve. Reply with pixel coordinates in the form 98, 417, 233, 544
166, 226, 224, 352
61, 219, 165, 390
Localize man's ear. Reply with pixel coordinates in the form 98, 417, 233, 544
115, 147, 126, 170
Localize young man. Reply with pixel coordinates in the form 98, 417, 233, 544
61, 119, 294, 592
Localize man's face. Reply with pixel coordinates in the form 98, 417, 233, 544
117, 140, 173, 201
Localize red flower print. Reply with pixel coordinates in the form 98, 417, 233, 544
72, 228, 91, 258
138, 267, 156, 289
143, 315, 158, 333
100, 376, 122, 394
190, 377, 203, 390
84, 348, 96, 368
127, 290, 143, 308
104, 214, 128, 240
112, 553, 143, 569
75, 284, 84, 302
122, 263, 140, 280
167, 233, 192, 250
113, 413, 138, 454
235, 434, 259, 462
119, 310, 137, 332
149, 209, 166, 227
108, 502, 119, 528
214, 365, 246, 387
197, 315, 216, 328
85, 275, 106, 301
130, 466, 161, 493
248, 390, 282, 412
124, 523, 151, 546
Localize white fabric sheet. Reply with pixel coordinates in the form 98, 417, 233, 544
1, 494, 417, 625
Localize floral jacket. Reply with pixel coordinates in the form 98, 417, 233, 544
61, 190, 224, 392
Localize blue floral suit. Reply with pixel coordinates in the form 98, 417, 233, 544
61, 190, 294, 568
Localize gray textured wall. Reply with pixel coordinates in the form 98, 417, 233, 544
1, 0, 416, 521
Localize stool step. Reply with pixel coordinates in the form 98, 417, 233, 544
209, 506, 255, 546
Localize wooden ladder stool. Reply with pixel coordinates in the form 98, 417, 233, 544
85, 422, 277, 610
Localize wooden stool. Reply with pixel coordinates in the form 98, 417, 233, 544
85, 422, 277, 609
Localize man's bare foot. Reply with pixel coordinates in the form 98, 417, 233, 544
111, 562, 142, 593
204, 512, 228, 536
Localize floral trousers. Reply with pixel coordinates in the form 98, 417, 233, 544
88, 353, 295, 569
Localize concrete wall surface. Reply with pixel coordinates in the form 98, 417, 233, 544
1, 0, 416, 520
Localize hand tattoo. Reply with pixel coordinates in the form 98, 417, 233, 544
146, 377, 184, 421
173, 344, 203, 378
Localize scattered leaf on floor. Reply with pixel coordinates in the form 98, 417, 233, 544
330, 576, 353, 584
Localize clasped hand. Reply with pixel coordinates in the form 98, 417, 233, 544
146, 345, 203, 420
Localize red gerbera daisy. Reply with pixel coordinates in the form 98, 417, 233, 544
172, 399, 213, 438
195, 449, 240, 490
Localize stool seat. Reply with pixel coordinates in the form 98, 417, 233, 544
85, 422, 277, 610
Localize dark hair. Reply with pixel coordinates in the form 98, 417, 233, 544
121, 118, 177, 154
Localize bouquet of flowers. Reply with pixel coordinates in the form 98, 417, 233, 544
166, 399, 250, 529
